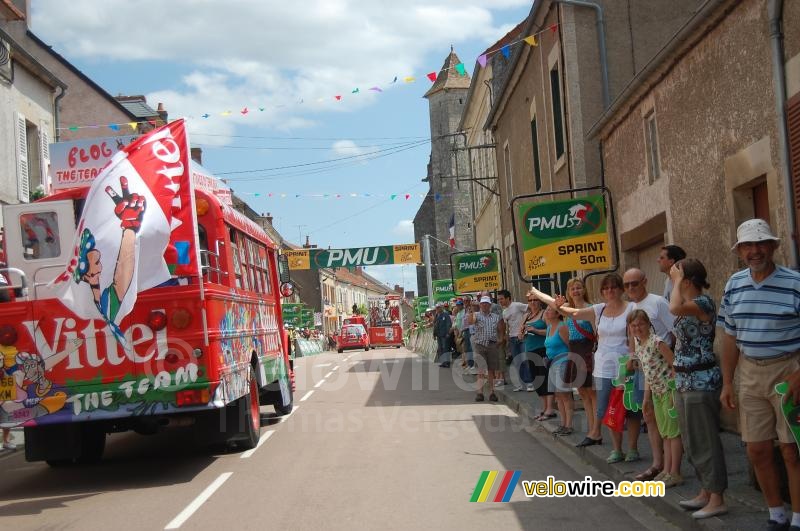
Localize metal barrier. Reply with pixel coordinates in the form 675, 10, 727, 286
294, 338, 327, 357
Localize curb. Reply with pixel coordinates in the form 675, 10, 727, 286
496, 388, 759, 531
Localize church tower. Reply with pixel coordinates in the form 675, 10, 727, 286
413, 47, 475, 296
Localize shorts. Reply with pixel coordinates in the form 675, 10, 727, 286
652, 390, 680, 438
567, 339, 594, 388
474, 342, 503, 372
737, 352, 800, 443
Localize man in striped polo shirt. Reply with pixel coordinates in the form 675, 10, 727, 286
719, 219, 800, 531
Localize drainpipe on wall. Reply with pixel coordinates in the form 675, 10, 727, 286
552, 0, 610, 109
768, 0, 799, 269
53, 84, 66, 141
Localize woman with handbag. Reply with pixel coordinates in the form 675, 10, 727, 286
529, 273, 635, 462
544, 306, 574, 435
668, 258, 727, 519
563, 278, 598, 445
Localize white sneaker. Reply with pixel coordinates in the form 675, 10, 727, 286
526, 384, 535, 392
468, 367, 479, 375
3, 441, 16, 450
513, 385, 524, 392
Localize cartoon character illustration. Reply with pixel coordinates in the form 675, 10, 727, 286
74, 175, 145, 339
775, 381, 800, 446
612, 355, 641, 413
1, 340, 82, 426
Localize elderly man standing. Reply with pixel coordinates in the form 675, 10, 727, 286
623, 268, 676, 482
467, 295, 506, 402
433, 303, 453, 368
719, 219, 800, 531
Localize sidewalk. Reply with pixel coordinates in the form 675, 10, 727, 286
492, 379, 771, 530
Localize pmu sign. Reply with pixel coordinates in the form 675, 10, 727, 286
515, 195, 611, 276
284, 244, 420, 270
451, 250, 501, 293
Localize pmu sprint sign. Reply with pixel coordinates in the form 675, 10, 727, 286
515, 195, 611, 276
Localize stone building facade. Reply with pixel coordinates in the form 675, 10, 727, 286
413, 49, 475, 296
485, 0, 702, 299
591, 0, 800, 306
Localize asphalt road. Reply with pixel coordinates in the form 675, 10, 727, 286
0, 347, 677, 530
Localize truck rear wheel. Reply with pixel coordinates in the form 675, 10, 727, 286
234, 375, 261, 450
77, 425, 106, 464
273, 382, 293, 416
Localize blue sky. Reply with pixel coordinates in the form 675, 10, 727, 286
32, 0, 532, 293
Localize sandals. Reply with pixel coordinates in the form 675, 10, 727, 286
624, 449, 641, 462
535, 412, 557, 421
554, 426, 573, 436
576, 437, 602, 448
606, 450, 624, 464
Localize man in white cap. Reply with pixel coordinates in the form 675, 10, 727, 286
719, 218, 800, 530
466, 295, 506, 402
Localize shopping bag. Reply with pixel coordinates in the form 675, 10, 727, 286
602, 388, 626, 433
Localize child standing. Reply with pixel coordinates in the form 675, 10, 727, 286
627, 309, 683, 487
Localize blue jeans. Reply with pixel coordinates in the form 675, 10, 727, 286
462, 329, 474, 367
594, 376, 615, 423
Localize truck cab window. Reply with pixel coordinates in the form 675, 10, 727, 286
20, 212, 60, 260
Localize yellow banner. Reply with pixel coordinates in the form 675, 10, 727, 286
523, 234, 611, 276
455, 272, 500, 293
285, 250, 310, 270
393, 244, 421, 264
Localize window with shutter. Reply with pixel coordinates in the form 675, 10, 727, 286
14, 112, 28, 202
38, 121, 50, 194
788, 93, 800, 241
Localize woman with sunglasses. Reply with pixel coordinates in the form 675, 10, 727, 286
524, 291, 556, 418
563, 278, 598, 445
529, 274, 635, 460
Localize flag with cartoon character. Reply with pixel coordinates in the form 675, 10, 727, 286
51, 120, 199, 341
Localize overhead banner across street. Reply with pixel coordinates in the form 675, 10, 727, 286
451, 250, 501, 293
515, 194, 611, 276
284, 244, 420, 270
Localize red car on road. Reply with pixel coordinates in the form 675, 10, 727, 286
337, 324, 370, 353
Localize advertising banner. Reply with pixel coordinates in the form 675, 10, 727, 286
451, 250, 500, 293
432, 279, 454, 303
284, 244, 420, 270
515, 195, 611, 276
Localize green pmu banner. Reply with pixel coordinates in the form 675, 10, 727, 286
515, 194, 611, 276
284, 244, 420, 270
452, 251, 500, 293
432, 279, 454, 303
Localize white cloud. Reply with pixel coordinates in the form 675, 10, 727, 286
392, 219, 414, 241
331, 140, 368, 157
30, 0, 530, 142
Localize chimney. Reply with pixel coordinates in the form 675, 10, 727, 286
265, 212, 273, 225
190, 147, 203, 164
303, 235, 311, 248
156, 102, 168, 123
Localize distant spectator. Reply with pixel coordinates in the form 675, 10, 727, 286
658, 245, 686, 302
433, 304, 453, 368
467, 296, 506, 402
497, 289, 528, 391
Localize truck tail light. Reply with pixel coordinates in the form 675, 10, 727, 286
176, 388, 210, 407
0, 325, 18, 346
171, 308, 192, 329
147, 310, 167, 331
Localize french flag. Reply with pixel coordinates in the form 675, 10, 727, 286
448, 213, 455, 248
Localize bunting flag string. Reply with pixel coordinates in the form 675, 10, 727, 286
233, 191, 457, 200
56, 24, 559, 132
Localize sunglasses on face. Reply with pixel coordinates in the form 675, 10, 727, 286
623, 280, 643, 288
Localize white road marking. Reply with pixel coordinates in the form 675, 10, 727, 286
165, 472, 233, 529
324, 371, 334, 379
315, 363, 332, 368
240, 430, 275, 459
300, 390, 314, 402
314, 379, 326, 389
332, 365, 340, 370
